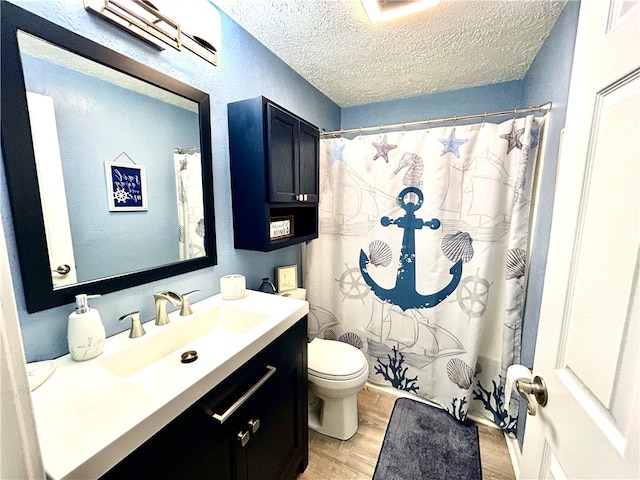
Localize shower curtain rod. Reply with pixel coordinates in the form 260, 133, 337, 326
320, 102, 552, 138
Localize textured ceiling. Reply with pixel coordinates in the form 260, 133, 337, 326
212, 0, 567, 107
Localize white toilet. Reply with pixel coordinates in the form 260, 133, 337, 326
307, 337, 369, 440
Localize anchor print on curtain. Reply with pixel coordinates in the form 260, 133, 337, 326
304, 115, 545, 434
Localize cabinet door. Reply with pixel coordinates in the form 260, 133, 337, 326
100, 408, 234, 480
244, 371, 297, 480
267, 103, 298, 203
298, 121, 319, 203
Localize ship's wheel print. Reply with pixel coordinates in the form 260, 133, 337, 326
456, 271, 491, 317
335, 263, 369, 301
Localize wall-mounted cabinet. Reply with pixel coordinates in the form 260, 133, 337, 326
228, 97, 319, 251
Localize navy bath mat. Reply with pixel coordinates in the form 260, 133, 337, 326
373, 397, 482, 480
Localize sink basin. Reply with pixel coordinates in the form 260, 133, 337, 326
98, 305, 268, 390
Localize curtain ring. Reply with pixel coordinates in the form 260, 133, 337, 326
481, 112, 487, 128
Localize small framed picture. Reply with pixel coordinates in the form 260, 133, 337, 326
269, 215, 294, 241
105, 161, 148, 211
276, 264, 298, 293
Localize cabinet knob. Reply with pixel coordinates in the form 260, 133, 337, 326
248, 419, 260, 433
237, 430, 250, 447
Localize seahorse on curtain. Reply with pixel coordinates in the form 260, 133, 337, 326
394, 152, 423, 204
393, 151, 424, 190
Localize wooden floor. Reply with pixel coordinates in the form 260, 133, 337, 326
298, 386, 516, 480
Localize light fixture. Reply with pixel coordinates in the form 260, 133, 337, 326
84, 0, 218, 65
361, 0, 440, 22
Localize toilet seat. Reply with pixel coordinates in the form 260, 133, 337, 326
308, 338, 368, 381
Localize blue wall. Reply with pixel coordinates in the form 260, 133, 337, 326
341, 80, 523, 130
1, 0, 341, 361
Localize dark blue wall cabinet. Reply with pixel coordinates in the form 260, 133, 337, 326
228, 97, 319, 251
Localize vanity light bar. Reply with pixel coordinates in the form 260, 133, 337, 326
84, 0, 217, 66
180, 29, 218, 66
84, 0, 178, 51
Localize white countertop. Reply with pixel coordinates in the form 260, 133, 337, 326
29, 291, 308, 479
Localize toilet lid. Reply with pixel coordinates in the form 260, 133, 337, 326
308, 338, 368, 380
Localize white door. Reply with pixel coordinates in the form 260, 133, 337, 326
520, 1, 639, 479
27, 92, 78, 287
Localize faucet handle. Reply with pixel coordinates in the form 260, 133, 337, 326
180, 290, 201, 316
118, 311, 146, 338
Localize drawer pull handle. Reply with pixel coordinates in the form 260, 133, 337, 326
212, 365, 276, 424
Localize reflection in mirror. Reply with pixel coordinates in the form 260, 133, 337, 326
1, 3, 216, 312
19, 31, 205, 286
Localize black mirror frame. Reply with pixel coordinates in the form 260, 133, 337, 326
0, 2, 217, 313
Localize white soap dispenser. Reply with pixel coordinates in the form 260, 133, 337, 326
67, 294, 106, 361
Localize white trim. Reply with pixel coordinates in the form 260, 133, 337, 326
0, 220, 45, 479
505, 431, 522, 479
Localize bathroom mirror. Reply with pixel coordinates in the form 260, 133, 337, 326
1, 3, 217, 313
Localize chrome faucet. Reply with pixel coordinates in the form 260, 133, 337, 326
118, 311, 146, 338
153, 291, 182, 326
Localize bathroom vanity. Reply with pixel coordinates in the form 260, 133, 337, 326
28, 292, 309, 479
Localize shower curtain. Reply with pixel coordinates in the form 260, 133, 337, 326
304, 115, 545, 433
174, 151, 205, 260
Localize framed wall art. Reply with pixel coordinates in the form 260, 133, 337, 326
276, 264, 297, 293
105, 161, 148, 211
269, 215, 294, 241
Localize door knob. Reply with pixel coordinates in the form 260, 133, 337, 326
516, 375, 548, 416
52, 264, 71, 275
237, 430, 250, 447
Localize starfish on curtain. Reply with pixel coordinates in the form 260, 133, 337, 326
500, 121, 525, 154
438, 129, 469, 158
371, 134, 397, 163
327, 139, 346, 163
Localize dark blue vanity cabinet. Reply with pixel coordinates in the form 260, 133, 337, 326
101, 318, 308, 480
228, 97, 319, 251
